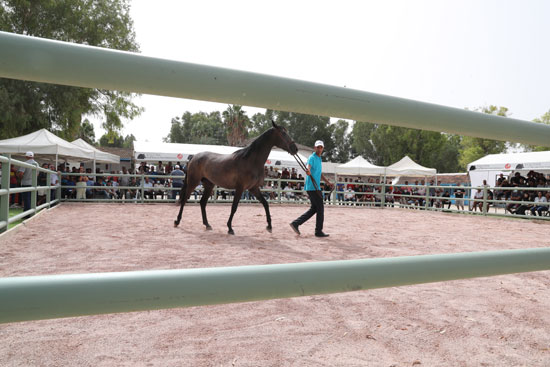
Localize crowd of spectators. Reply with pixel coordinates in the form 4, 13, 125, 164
56, 161, 188, 201
495, 171, 550, 216
5, 157, 550, 218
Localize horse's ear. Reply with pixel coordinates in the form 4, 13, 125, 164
271, 120, 279, 129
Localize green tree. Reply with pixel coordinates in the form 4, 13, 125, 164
458, 106, 509, 169
0, 0, 142, 140
99, 132, 135, 148
272, 111, 334, 157
521, 109, 550, 152
164, 111, 226, 145
78, 118, 96, 143
330, 119, 352, 163
351, 122, 461, 172
223, 105, 249, 146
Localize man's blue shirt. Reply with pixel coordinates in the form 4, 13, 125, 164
305, 153, 322, 191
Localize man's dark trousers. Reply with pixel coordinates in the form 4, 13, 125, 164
293, 190, 324, 234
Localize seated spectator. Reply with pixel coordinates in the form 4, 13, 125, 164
471, 189, 484, 211
344, 187, 356, 205
193, 182, 203, 200
506, 190, 522, 214
154, 180, 165, 199
530, 191, 548, 216
513, 191, 532, 215
440, 190, 451, 209
283, 184, 294, 200
143, 177, 154, 199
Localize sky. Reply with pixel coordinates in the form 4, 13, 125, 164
95, 0, 550, 143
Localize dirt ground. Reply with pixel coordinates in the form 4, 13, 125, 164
0, 203, 549, 367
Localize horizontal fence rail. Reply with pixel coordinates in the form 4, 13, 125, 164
1, 247, 549, 324
0, 155, 60, 233
1, 31, 550, 146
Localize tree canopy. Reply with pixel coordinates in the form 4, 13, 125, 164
165, 104, 549, 173
0, 0, 142, 143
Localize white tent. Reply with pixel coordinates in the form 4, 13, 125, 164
386, 156, 437, 176
134, 141, 308, 170
0, 129, 95, 165
467, 150, 550, 188
71, 138, 120, 164
336, 156, 386, 175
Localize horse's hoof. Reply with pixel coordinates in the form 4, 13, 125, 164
205, 225, 212, 231
174, 221, 179, 227
228, 229, 235, 235
266, 226, 272, 233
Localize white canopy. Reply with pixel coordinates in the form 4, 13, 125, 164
386, 156, 437, 176
467, 150, 550, 189
134, 141, 308, 170
336, 156, 386, 175
71, 138, 120, 164
0, 128, 95, 160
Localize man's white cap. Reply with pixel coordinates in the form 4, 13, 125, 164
314, 140, 324, 147
175, 164, 180, 169
25, 151, 34, 157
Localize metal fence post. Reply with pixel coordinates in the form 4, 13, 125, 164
424, 182, 429, 210
46, 172, 51, 208
0, 155, 10, 233
140, 174, 145, 203
381, 180, 386, 208
482, 186, 488, 215
30, 164, 37, 215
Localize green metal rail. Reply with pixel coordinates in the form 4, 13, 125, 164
0, 155, 60, 232
1, 31, 550, 146
1, 247, 549, 324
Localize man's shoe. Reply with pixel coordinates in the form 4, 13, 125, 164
290, 222, 300, 235
315, 232, 329, 238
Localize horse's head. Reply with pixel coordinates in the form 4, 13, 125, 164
271, 120, 298, 155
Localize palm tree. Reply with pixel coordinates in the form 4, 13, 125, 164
223, 105, 249, 146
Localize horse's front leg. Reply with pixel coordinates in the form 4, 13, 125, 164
227, 188, 243, 235
250, 186, 272, 233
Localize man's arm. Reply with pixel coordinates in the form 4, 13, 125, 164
321, 173, 333, 188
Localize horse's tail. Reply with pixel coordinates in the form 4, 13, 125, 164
174, 155, 193, 227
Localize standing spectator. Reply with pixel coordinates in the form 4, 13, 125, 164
454, 185, 465, 211
75, 166, 88, 200
336, 179, 345, 203
37, 163, 49, 205
49, 164, 59, 202
16, 151, 38, 213
10, 164, 20, 208
119, 166, 129, 200
170, 164, 185, 200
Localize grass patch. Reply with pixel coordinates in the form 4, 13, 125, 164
8, 207, 23, 230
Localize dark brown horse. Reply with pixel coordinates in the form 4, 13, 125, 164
174, 121, 298, 235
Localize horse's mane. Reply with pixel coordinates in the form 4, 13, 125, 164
233, 128, 274, 160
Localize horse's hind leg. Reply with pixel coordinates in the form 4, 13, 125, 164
250, 186, 272, 233
200, 180, 215, 230
174, 177, 199, 227
227, 188, 243, 235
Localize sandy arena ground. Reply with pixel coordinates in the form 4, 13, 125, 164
0, 202, 549, 366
